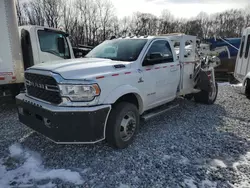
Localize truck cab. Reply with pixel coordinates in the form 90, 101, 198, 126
0, 0, 75, 96
19, 26, 75, 70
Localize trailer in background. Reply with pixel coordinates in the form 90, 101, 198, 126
203, 38, 240, 82
72, 45, 93, 58
0, 0, 24, 96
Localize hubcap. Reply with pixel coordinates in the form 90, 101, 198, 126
120, 111, 136, 141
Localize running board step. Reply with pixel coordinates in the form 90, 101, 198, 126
141, 103, 179, 121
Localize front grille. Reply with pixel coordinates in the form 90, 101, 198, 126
25, 73, 62, 104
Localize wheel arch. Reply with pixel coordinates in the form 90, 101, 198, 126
103, 85, 144, 114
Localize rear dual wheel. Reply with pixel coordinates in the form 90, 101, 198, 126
194, 82, 218, 104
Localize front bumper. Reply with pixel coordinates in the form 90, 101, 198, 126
16, 94, 111, 143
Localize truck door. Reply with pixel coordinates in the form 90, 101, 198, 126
235, 29, 250, 82
21, 29, 34, 70
35, 29, 72, 64
141, 39, 180, 109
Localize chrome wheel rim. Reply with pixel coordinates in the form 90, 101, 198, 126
120, 111, 136, 141
209, 82, 217, 101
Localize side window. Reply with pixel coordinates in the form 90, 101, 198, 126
37, 30, 70, 59
245, 35, 250, 59
145, 40, 173, 65
240, 36, 245, 58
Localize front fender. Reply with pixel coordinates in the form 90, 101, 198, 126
103, 85, 144, 114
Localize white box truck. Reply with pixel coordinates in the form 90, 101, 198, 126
234, 27, 250, 98
0, 0, 75, 96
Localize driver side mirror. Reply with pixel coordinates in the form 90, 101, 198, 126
57, 37, 65, 54
143, 52, 163, 66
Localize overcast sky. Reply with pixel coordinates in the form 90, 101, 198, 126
111, 0, 249, 19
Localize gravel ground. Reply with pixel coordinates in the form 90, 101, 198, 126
1, 84, 250, 188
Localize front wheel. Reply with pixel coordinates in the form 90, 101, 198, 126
106, 102, 139, 149
194, 82, 218, 104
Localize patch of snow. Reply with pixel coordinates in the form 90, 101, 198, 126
231, 152, 250, 187
233, 152, 250, 169
201, 179, 217, 188
218, 82, 230, 86
218, 82, 243, 87
232, 83, 243, 87
232, 180, 250, 188
0, 144, 84, 188
210, 159, 227, 168
9, 144, 23, 157
245, 152, 250, 160
184, 178, 197, 188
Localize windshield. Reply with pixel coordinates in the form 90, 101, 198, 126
85, 39, 147, 61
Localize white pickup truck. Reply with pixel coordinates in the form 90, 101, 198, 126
16, 34, 218, 148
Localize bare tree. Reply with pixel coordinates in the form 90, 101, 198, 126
159, 10, 176, 34
119, 16, 131, 36
15, 0, 26, 26
62, 0, 75, 32
16, 0, 250, 47
97, 0, 115, 40
129, 12, 157, 36
196, 12, 209, 38
43, 0, 62, 28
23, 0, 45, 26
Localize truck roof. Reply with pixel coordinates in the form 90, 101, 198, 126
18, 25, 67, 34
117, 34, 196, 42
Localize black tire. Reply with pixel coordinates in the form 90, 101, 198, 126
245, 79, 250, 99
194, 82, 218, 104
229, 74, 239, 84
9, 84, 21, 98
106, 102, 139, 149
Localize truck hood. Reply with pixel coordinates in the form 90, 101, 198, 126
30, 58, 131, 80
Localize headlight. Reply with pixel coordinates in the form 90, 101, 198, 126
59, 84, 100, 102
